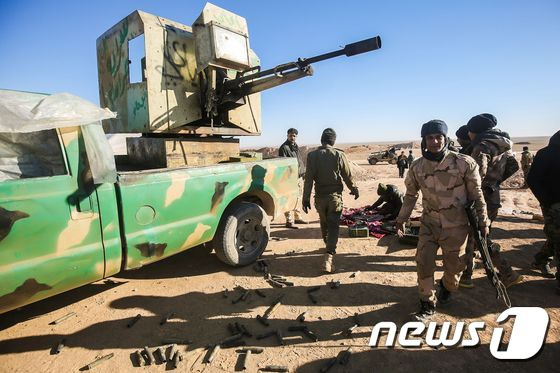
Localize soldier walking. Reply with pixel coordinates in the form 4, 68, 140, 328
462, 114, 522, 287
528, 130, 560, 289
521, 146, 533, 188
303, 128, 359, 273
407, 150, 415, 168
396, 120, 489, 320
397, 151, 408, 178
279, 128, 308, 228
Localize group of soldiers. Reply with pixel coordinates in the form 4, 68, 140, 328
279, 119, 560, 320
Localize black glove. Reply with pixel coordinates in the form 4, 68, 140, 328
302, 200, 311, 214
350, 188, 359, 200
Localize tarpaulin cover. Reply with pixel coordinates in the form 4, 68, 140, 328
0, 90, 117, 183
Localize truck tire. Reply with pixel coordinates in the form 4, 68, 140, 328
368, 158, 378, 165
213, 202, 270, 266
389, 158, 397, 165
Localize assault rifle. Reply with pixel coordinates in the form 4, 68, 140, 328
465, 201, 511, 308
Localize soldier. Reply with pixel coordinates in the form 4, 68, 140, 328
520, 146, 533, 188
455, 125, 472, 154
528, 130, 560, 289
463, 113, 523, 287
407, 150, 415, 168
397, 151, 408, 178
279, 128, 307, 228
396, 120, 489, 320
303, 128, 359, 272
366, 183, 404, 221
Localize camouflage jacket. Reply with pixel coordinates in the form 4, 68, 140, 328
521, 150, 533, 168
482, 150, 519, 192
470, 129, 513, 181
303, 145, 357, 200
396, 151, 489, 229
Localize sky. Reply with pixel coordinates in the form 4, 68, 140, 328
0, 0, 559, 147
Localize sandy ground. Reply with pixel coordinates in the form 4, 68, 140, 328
1, 142, 558, 373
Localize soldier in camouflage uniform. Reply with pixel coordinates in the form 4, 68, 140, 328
396, 120, 489, 320
528, 130, 560, 289
462, 113, 523, 288
366, 183, 403, 221
303, 128, 359, 273
520, 146, 533, 188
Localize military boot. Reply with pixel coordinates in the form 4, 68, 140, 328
459, 273, 474, 289
322, 253, 334, 273
436, 280, 451, 305
531, 261, 555, 278
500, 271, 524, 288
413, 301, 435, 321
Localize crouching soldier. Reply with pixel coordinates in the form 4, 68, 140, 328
366, 183, 403, 221
396, 120, 489, 321
303, 128, 359, 273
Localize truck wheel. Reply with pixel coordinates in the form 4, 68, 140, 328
389, 158, 397, 165
213, 202, 270, 266
368, 158, 378, 165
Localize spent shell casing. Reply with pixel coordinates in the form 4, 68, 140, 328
143, 346, 155, 365
85, 353, 114, 370
126, 314, 141, 328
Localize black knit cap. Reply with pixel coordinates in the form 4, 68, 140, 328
321, 128, 337, 145
467, 113, 497, 134
420, 119, 448, 137
455, 125, 469, 140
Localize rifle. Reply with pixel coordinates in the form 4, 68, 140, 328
465, 201, 511, 308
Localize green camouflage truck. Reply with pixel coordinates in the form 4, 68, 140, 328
0, 3, 381, 314
0, 108, 299, 314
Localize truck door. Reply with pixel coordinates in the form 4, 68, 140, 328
0, 127, 105, 313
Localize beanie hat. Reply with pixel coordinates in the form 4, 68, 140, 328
321, 128, 337, 145
455, 125, 469, 140
421, 119, 448, 137
377, 183, 387, 195
467, 113, 497, 134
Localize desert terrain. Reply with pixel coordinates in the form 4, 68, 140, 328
0, 137, 558, 372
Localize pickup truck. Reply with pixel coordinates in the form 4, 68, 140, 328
0, 94, 298, 314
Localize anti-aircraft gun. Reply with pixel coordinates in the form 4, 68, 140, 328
97, 3, 381, 168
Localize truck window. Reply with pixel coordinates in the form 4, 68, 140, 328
0, 129, 67, 181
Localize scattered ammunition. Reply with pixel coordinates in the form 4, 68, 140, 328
223, 289, 229, 298
50, 312, 76, 325
338, 348, 352, 365
350, 271, 360, 278
241, 290, 251, 301
254, 260, 269, 274
143, 346, 155, 365
155, 346, 166, 363
307, 286, 320, 293
288, 325, 318, 342
161, 338, 191, 345
297, 311, 307, 322
346, 324, 358, 336
232, 292, 245, 304
255, 289, 267, 298
168, 344, 177, 361
239, 347, 264, 370
308, 292, 318, 304
260, 365, 289, 372
134, 350, 143, 366
263, 298, 282, 318
127, 314, 141, 328
220, 333, 244, 346
320, 357, 337, 373
328, 280, 340, 289
256, 315, 270, 326
273, 278, 294, 286
256, 330, 277, 340
206, 344, 220, 363
236, 322, 253, 337
160, 312, 175, 325
52, 339, 66, 354
222, 340, 246, 348
267, 279, 285, 288
276, 329, 285, 346
171, 351, 181, 368
84, 353, 114, 370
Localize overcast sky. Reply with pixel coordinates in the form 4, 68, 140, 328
1, 0, 558, 147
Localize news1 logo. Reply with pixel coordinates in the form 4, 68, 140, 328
369, 307, 549, 359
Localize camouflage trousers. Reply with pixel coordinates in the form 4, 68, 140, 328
285, 178, 304, 223
464, 196, 512, 278
314, 193, 343, 254
533, 203, 560, 282
416, 217, 469, 305
522, 166, 531, 186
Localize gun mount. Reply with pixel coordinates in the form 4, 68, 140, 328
97, 3, 381, 168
